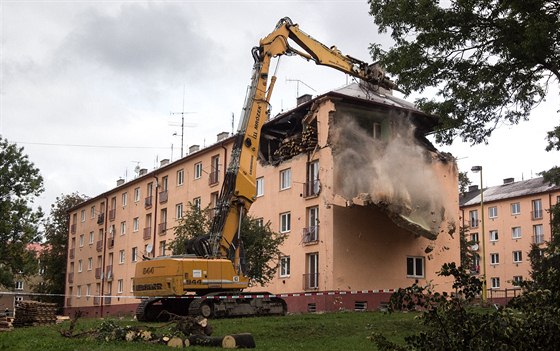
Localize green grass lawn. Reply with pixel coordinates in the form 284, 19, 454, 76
0, 311, 421, 351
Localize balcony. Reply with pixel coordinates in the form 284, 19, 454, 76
66, 297, 72, 307
303, 273, 319, 290
93, 296, 100, 306
159, 190, 168, 203
68, 272, 74, 284
69, 248, 75, 259
209, 171, 219, 185
109, 209, 116, 221
531, 210, 543, 220
104, 296, 112, 305
95, 267, 102, 279
533, 234, 545, 244
144, 196, 153, 209
143, 227, 152, 240
158, 222, 167, 235
96, 240, 103, 252
97, 213, 105, 225
108, 237, 114, 249
106, 265, 113, 281
302, 226, 319, 245
303, 180, 321, 198
70, 223, 76, 235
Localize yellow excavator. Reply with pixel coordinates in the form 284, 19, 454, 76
132, 17, 397, 320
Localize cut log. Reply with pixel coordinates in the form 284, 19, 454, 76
222, 333, 256, 349
167, 336, 184, 348
188, 334, 224, 347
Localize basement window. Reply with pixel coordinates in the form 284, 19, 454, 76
406, 256, 424, 278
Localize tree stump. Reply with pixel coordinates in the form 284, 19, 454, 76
167, 336, 184, 348
189, 334, 224, 347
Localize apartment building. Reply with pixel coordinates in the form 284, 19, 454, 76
64, 83, 459, 317
460, 177, 560, 295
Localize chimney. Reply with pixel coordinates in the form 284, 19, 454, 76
297, 94, 313, 106
217, 132, 229, 142
189, 145, 200, 154
116, 178, 125, 186
139, 168, 148, 176
160, 159, 169, 167
503, 177, 514, 185
468, 185, 479, 192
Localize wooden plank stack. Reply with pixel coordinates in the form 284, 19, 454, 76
0, 318, 14, 332
13, 301, 57, 327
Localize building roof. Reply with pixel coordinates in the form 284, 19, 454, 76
460, 177, 560, 207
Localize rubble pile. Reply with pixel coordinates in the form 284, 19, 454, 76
271, 125, 317, 164
13, 301, 57, 327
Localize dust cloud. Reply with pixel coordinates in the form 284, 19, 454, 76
331, 113, 456, 239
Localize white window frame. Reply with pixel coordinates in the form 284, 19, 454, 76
122, 192, 127, 207
177, 169, 185, 186
280, 168, 291, 190
89, 231, 94, 244
193, 197, 201, 210
469, 210, 478, 228
406, 256, 425, 278
91, 206, 95, 219
78, 259, 83, 272
256, 177, 264, 197
77, 285, 82, 298
513, 250, 522, 263
176, 203, 184, 219
81, 210, 85, 222
120, 221, 126, 236
488, 206, 498, 218
280, 256, 290, 277
490, 230, 499, 242
117, 279, 124, 294
159, 240, 166, 256
194, 162, 202, 179
79, 234, 84, 247
87, 257, 93, 271
15, 281, 24, 290
513, 276, 523, 285
511, 226, 521, 239
134, 187, 140, 202
132, 247, 138, 262
119, 250, 125, 264
533, 224, 544, 243
133, 217, 139, 232
86, 284, 91, 297
280, 212, 291, 233
490, 253, 499, 265
491, 277, 500, 289
511, 202, 521, 215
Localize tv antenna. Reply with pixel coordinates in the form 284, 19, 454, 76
170, 85, 197, 158
286, 78, 316, 97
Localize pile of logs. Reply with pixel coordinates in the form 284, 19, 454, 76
0, 318, 14, 332
13, 301, 57, 327
272, 125, 318, 164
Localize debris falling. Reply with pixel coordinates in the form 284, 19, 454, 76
331, 113, 456, 239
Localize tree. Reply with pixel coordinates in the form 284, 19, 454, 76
458, 171, 472, 196
0, 137, 44, 289
36, 193, 87, 307
369, 0, 559, 146
170, 203, 287, 286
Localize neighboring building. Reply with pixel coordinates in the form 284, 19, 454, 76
0, 243, 44, 316
460, 177, 560, 299
64, 83, 459, 317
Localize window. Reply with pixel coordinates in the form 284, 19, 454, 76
89, 231, 94, 244
372, 122, 382, 139
194, 162, 203, 179
91, 206, 95, 218
256, 177, 264, 197
532, 199, 543, 219
131, 247, 138, 262
491, 277, 500, 289
193, 197, 201, 210
122, 192, 127, 207
147, 182, 153, 197
133, 217, 139, 232
15, 281, 24, 290
119, 250, 125, 264
79, 234, 84, 247
305, 206, 319, 242
77, 285, 82, 298
130, 278, 134, 293
280, 212, 291, 233
255, 218, 264, 227
533, 224, 544, 244
490, 230, 499, 241
280, 256, 290, 277
162, 176, 168, 192
488, 206, 498, 218
305, 161, 320, 197
470, 232, 479, 244
306, 253, 319, 289
280, 168, 291, 190
512, 227, 521, 239
513, 250, 522, 263
511, 202, 521, 215
86, 284, 91, 297
176, 203, 183, 219
406, 256, 425, 278
469, 210, 478, 228
490, 253, 500, 265
120, 221, 126, 235
177, 169, 185, 186
159, 240, 166, 256
78, 259, 83, 272
134, 187, 140, 202
81, 210, 85, 222
117, 279, 124, 293
87, 257, 93, 271
209, 155, 220, 184
513, 276, 523, 285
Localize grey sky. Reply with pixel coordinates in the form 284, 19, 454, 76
1, 1, 558, 215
